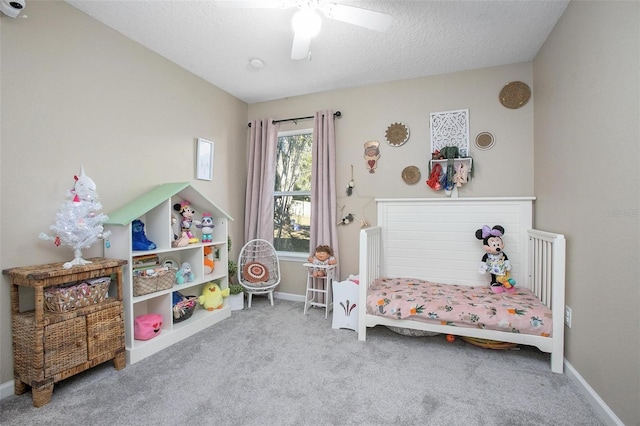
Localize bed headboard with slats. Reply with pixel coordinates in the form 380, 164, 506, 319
376, 197, 534, 287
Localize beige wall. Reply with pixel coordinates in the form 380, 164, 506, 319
250, 62, 536, 296
0, 1, 248, 385
533, 1, 639, 424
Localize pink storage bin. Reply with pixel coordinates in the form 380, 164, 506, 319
134, 313, 163, 340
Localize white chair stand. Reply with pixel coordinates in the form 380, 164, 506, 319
331, 278, 359, 331
303, 263, 336, 319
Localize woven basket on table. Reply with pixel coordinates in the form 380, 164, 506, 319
133, 269, 175, 297
173, 296, 197, 323
44, 277, 111, 312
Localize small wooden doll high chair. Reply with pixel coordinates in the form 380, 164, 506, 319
303, 263, 337, 319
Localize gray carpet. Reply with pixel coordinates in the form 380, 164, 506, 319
0, 298, 604, 426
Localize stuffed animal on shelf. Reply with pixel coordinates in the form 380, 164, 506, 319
307, 245, 337, 277
203, 246, 215, 274
132, 219, 156, 251
175, 262, 194, 285
475, 225, 516, 293
198, 282, 230, 311
453, 162, 469, 187
173, 201, 199, 244
196, 212, 215, 243
169, 216, 187, 248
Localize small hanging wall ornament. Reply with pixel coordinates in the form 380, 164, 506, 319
340, 213, 354, 225
346, 165, 355, 196
363, 141, 380, 173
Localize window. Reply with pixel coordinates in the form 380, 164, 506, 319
273, 129, 312, 256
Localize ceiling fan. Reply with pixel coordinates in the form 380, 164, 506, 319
215, 1, 393, 60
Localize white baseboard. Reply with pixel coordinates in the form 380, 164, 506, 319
1, 379, 14, 400
273, 291, 305, 303
564, 359, 624, 426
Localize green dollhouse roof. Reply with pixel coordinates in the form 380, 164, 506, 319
104, 182, 233, 225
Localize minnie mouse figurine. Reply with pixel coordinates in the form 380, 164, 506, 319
475, 225, 516, 293
173, 201, 199, 244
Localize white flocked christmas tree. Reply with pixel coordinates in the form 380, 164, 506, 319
40, 166, 111, 269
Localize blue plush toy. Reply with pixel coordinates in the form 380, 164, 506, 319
175, 262, 194, 284
172, 291, 184, 306
132, 219, 156, 251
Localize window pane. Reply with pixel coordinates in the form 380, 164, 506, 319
273, 194, 310, 253
275, 133, 312, 193
274, 131, 313, 254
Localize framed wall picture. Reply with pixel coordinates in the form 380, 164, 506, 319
196, 138, 214, 181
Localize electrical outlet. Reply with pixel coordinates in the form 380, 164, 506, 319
564, 305, 572, 328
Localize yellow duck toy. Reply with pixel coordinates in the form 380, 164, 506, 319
198, 282, 229, 311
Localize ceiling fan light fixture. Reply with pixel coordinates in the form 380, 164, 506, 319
292, 9, 321, 38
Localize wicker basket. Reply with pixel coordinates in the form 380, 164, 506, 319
133, 269, 175, 297
173, 295, 197, 323
44, 277, 111, 312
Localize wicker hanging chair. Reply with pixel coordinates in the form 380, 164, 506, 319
237, 239, 281, 308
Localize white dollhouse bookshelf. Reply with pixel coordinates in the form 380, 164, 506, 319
103, 182, 233, 364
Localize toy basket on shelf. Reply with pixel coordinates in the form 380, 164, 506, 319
173, 295, 197, 323
44, 277, 111, 312
133, 269, 175, 297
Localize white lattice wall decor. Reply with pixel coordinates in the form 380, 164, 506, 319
430, 109, 470, 157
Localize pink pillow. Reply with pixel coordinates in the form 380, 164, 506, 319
134, 313, 163, 340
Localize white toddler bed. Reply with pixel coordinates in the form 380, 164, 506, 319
357, 198, 566, 373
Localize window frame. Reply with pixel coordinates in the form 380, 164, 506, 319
274, 128, 313, 261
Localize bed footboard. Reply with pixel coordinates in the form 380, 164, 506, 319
358, 226, 381, 341
528, 229, 566, 373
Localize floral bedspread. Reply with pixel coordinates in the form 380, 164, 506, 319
366, 278, 553, 336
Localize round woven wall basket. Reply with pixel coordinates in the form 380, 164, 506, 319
499, 81, 531, 109
401, 166, 420, 185
475, 132, 495, 150
385, 122, 410, 146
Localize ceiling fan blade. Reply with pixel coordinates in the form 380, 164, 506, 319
214, 0, 292, 8
323, 3, 392, 32
291, 32, 311, 60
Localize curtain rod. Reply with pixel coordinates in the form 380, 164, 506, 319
247, 111, 341, 127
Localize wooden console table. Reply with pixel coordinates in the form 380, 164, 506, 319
3, 258, 127, 407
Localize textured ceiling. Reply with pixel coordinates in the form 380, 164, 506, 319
65, 0, 569, 104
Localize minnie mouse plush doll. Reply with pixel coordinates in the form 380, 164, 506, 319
475, 225, 516, 293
